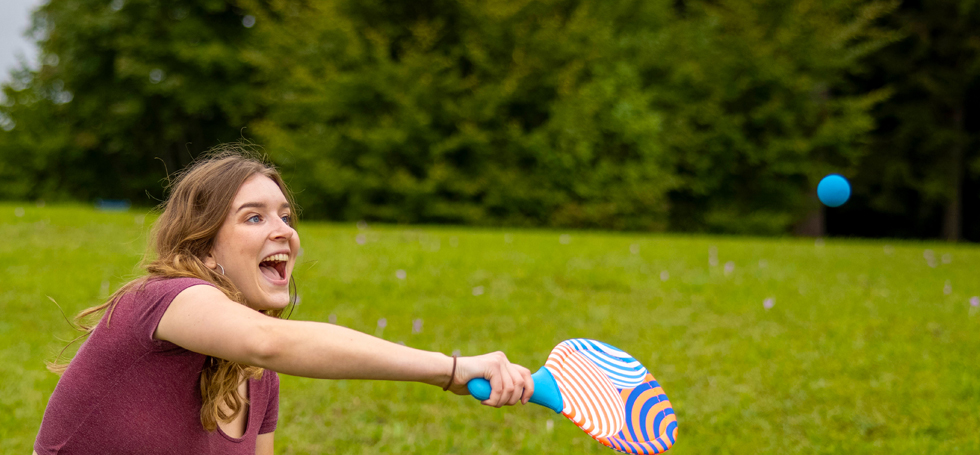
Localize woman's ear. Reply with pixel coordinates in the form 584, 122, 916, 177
203, 254, 217, 269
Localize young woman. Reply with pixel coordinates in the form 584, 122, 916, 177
34, 147, 533, 454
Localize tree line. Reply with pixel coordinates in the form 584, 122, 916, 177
1, 0, 977, 241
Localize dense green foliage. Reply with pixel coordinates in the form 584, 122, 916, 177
4, 203, 980, 453
250, 0, 679, 229
249, 0, 895, 232
654, 0, 898, 234
0, 0, 264, 203
1, 0, 976, 239
836, 0, 980, 241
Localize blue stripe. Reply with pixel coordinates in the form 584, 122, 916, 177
651, 407, 674, 439
665, 420, 677, 444
581, 350, 645, 374
639, 394, 667, 441
624, 383, 652, 441
610, 435, 627, 453
577, 338, 628, 359
621, 439, 640, 454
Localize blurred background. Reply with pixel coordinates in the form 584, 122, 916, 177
1, 0, 978, 241
4, 2, 980, 453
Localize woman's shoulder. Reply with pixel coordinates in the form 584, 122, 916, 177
117, 276, 215, 305
106, 276, 216, 335
140, 276, 216, 295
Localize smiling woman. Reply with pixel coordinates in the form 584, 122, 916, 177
33, 144, 534, 455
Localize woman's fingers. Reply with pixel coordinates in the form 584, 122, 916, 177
484, 352, 513, 407
518, 365, 534, 405
450, 351, 534, 407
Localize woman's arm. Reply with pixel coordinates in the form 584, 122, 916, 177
255, 432, 274, 455
156, 285, 533, 406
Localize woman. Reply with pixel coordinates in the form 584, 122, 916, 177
34, 146, 533, 454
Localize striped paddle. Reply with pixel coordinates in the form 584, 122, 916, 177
468, 339, 678, 454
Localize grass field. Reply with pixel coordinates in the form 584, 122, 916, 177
3, 202, 979, 454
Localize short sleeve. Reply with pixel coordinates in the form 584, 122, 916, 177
129, 277, 215, 350
259, 371, 280, 434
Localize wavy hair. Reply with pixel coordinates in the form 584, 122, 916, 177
49, 143, 298, 431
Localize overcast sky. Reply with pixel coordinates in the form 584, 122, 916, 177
1, 0, 44, 83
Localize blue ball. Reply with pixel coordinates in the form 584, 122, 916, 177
817, 174, 851, 207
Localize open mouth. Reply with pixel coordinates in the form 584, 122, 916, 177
259, 253, 288, 282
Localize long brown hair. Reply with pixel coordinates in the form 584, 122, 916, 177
49, 143, 298, 431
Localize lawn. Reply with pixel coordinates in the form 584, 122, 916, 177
2, 202, 979, 454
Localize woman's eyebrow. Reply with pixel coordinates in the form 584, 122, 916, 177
236, 202, 291, 213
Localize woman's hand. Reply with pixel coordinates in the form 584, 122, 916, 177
448, 352, 534, 407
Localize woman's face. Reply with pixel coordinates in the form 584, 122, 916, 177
207, 174, 300, 311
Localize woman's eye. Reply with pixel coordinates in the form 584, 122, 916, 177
281, 215, 291, 224
247, 215, 261, 223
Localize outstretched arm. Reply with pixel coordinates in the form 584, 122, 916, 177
155, 285, 533, 406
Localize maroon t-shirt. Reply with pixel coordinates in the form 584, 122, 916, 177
35, 277, 279, 454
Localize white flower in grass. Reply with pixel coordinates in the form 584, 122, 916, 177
14, 207, 24, 217
396, 269, 406, 280
708, 246, 718, 267
472, 286, 484, 296
504, 234, 513, 244
356, 234, 367, 245
763, 298, 774, 310
814, 238, 825, 248
559, 234, 571, 245
412, 318, 423, 334
758, 259, 768, 269
630, 244, 640, 255
943, 280, 952, 295
660, 270, 669, 282
378, 318, 387, 329
883, 245, 894, 255
546, 420, 554, 433
970, 297, 979, 308
924, 249, 937, 268
328, 314, 337, 324
724, 261, 735, 276
942, 253, 952, 264
357, 220, 368, 230
452, 349, 461, 357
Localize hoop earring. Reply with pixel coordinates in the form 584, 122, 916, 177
217, 263, 225, 275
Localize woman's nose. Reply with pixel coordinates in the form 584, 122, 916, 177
271, 218, 295, 240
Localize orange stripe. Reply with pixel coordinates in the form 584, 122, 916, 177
562, 360, 602, 433
627, 388, 663, 438
646, 401, 672, 438
657, 414, 677, 441
570, 352, 625, 436
566, 353, 621, 436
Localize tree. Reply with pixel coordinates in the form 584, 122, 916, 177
0, 0, 267, 203
835, 0, 980, 241
657, 0, 899, 235
249, 0, 679, 229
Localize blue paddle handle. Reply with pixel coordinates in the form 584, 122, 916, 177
466, 366, 563, 413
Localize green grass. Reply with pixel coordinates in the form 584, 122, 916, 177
3, 202, 979, 454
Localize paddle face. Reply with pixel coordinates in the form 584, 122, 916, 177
545, 339, 677, 454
